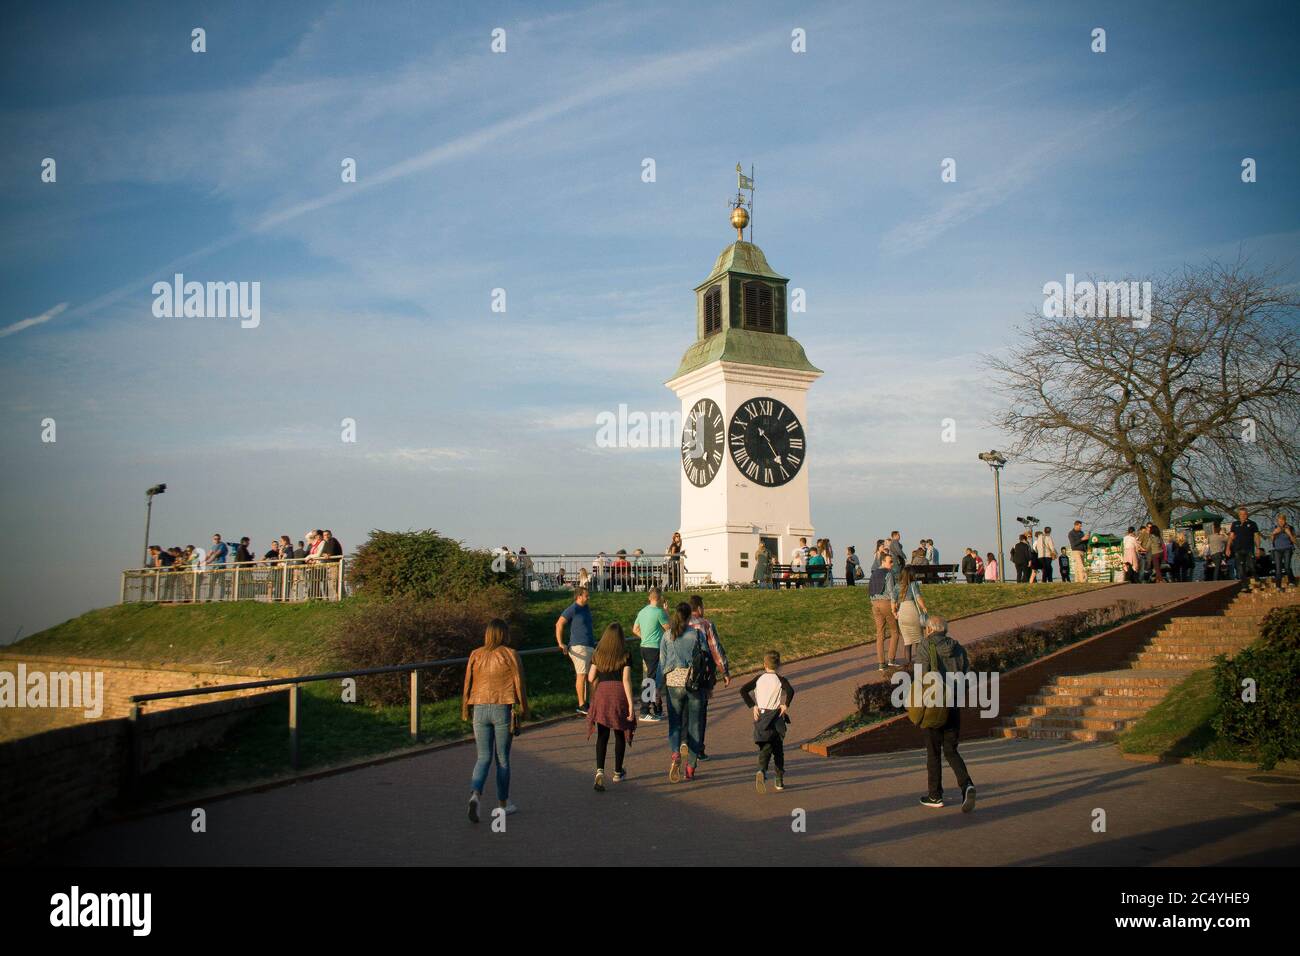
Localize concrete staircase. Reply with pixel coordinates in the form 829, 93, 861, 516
997, 583, 1300, 742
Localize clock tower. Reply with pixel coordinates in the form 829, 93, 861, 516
667, 191, 822, 585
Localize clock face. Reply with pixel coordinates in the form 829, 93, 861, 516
681, 398, 724, 487
728, 397, 805, 486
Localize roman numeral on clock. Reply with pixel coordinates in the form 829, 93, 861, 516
726, 397, 805, 487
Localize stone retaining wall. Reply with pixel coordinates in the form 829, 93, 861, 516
805, 583, 1241, 757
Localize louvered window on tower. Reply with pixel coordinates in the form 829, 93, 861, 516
703, 285, 722, 336
743, 281, 774, 332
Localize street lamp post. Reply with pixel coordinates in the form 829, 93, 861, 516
143, 484, 167, 568
978, 452, 1007, 582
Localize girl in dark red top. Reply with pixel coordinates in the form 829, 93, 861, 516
586, 623, 637, 791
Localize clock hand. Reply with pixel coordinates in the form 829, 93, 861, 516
756, 427, 782, 464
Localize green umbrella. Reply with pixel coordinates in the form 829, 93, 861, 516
1174, 508, 1223, 528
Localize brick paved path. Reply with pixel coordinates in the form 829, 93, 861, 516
37, 582, 1300, 866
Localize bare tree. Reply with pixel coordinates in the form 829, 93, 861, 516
986, 260, 1300, 527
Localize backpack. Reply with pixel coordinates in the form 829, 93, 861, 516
685, 632, 716, 693
906, 639, 950, 729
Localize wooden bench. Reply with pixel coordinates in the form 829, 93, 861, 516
767, 564, 833, 587
905, 563, 959, 584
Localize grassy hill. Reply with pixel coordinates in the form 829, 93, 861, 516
9, 581, 1105, 674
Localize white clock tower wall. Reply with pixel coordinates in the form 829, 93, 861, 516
670, 361, 820, 586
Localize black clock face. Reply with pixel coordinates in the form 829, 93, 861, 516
728, 397, 805, 486
681, 398, 724, 487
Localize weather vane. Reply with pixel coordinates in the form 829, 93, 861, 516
730, 162, 754, 242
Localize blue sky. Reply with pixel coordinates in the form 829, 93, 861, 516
2, 0, 1298, 638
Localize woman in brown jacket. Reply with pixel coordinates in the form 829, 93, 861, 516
462, 618, 528, 823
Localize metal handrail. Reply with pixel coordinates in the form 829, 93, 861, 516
129, 645, 563, 704
125, 639, 640, 778
121, 556, 348, 605
122, 555, 343, 574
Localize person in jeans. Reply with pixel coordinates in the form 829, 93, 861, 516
462, 618, 528, 823
869, 552, 902, 671
1271, 514, 1296, 588
586, 623, 637, 791
740, 650, 795, 793
555, 586, 596, 714
688, 594, 730, 759
657, 603, 703, 782
1228, 507, 1262, 591
916, 616, 976, 812
632, 588, 669, 721
206, 533, 229, 600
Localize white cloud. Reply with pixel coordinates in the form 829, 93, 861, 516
0, 302, 68, 338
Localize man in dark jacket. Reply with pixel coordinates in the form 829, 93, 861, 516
960, 549, 978, 584
322, 530, 343, 558
917, 616, 976, 812
1010, 534, 1033, 583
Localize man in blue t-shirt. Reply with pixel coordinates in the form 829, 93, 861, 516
555, 586, 596, 714
206, 533, 230, 599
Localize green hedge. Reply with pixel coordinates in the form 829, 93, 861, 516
1212, 606, 1300, 769
348, 529, 517, 603
853, 600, 1138, 717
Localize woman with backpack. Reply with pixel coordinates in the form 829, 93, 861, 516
895, 567, 929, 663
688, 594, 730, 760
656, 602, 704, 782
586, 622, 637, 792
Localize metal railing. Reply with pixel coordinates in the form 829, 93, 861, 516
121, 556, 348, 604
509, 554, 712, 591
125, 642, 636, 781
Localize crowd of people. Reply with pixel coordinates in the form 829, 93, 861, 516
462, 585, 800, 814
458, 590, 976, 820
1118, 509, 1296, 590
146, 529, 345, 570
753, 536, 842, 587
494, 534, 688, 591
143, 529, 346, 601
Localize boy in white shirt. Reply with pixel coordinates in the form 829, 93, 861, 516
739, 651, 795, 793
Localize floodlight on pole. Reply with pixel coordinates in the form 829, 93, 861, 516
978, 452, 1007, 582
143, 483, 167, 568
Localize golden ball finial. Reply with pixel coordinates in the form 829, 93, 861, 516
730, 204, 749, 240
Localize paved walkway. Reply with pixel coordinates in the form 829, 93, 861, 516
40, 581, 1300, 866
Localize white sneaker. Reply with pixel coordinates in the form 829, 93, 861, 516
467, 792, 480, 824
500, 801, 518, 815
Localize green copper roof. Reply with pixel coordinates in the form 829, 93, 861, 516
670, 327, 821, 380
696, 240, 786, 288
